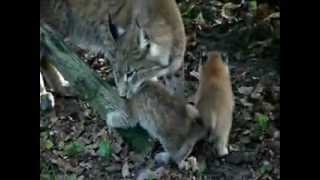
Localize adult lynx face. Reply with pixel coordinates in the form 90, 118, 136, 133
41, 0, 186, 99
110, 21, 175, 98
110, 20, 168, 98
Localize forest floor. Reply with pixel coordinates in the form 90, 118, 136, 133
40, 0, 280, 179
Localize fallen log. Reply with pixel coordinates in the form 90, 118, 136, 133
40, 22, 152, 153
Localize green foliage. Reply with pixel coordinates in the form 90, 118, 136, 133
117, 127, 153, 154
147, 174, 157, 180
40, 160, 77, 180
64, 174, 77, 180
179, 1, 203, 21
63, 141, 85, 157
248, 0, 257, 13
40, 134, 54, 151
256, 113, 268, 128
196, 172, 204, 180
258, 161, 272, 175
40, 160, 58, 180
255, 113, 269, 136
97, 137, 111, 157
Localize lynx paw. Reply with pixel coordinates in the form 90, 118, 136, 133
60, 79, 70, 88
40, 92, 55, 111
217, 145, 229, 157
155, 152, 170, 165
58, 80, 74, 97
178, 156, 199, 172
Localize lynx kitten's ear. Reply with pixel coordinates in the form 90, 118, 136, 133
185, 104, 200, 119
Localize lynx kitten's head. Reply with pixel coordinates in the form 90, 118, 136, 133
200, 51, 230, 82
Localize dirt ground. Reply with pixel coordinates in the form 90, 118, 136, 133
40, 1, 280, 179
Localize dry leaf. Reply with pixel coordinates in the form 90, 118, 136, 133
238, 86, 254, 95
122, 161, 130, 178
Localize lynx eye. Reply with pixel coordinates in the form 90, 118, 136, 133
146, 42, 151, 50
127, 69, 137, 79
138, 29, 151, 50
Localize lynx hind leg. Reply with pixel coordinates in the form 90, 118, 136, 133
168, 139, 200, 170
154, 139, 194, 167
169, 127, 207, 168
215, 115, 232, 157
215, 130, 230, 157
41, 59, 73, 97
155, 144, 195, 170
40, 72, 55, 111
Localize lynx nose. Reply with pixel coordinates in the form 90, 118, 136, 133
118, 87, 127, 98
118, 90, 126, 98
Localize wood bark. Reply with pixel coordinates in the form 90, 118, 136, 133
40, 22, 128, 123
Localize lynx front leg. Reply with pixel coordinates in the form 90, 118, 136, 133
155, 148, 198, 172
41, 59, 73, 97
163, 127, 207, 168
158, 141, 197, 170
40, 72, 55, 111
106, 110, 137, 129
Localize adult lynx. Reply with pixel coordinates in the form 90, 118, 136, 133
40, 0, 186, 103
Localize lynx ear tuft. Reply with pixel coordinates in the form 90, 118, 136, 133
135, 18, 141, 29
108, 14, 125, 41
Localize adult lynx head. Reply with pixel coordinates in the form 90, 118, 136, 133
108, 18, 169, 98
41, 0, 186, 99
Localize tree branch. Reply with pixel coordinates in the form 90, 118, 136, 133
40, 22, 128, 123
40, 22, 153, 153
